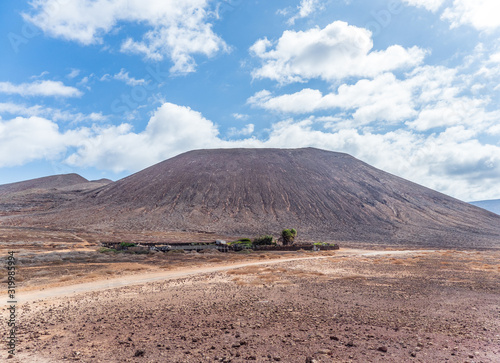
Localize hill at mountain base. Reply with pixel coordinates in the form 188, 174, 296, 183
0, 174, 112, 216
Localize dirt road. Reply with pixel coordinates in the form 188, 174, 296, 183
18, 249, 434, 304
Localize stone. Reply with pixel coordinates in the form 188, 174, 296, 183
134, 350, 145, 357
378, 346, 388, 353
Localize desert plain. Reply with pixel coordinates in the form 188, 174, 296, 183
2, 227, 499, 363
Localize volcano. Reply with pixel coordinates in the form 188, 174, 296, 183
8, 148, 497, 248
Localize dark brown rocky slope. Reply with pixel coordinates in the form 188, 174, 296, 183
0, 173, 88, 195
9, 148, 499, 248
0, 174, 112, 216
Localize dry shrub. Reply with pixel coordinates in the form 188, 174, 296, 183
391, 259, 405, 265
123, 265, 145, 272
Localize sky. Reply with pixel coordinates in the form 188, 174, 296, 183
0, 0, 499, 202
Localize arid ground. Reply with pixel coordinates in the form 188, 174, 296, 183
2, 233, 499, 363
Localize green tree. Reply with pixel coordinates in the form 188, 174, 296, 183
281, 228, 297, 245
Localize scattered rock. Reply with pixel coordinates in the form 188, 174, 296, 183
378, 346, 388, 353
134, 350, 145, 357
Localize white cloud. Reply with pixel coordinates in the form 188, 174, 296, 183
442, 0, 500, 31
66, 102, 229, 172
406, 98, 500, 131
402, 0, 500, 31
249, 61, 500, 133
67, 69, 81, 79
0, 80, 82, 97
250, 21, 426, 84
401, 0, 445, 12
248, 73, 415, 125
232, 113, 249, 121
0, 102, 108, 123
286, 0, 324, 25
113, 69, 148, 86
24, 0, 228, 73
31, 71, 50, 79
227, 124, 255, 137
0, 116, 73, 167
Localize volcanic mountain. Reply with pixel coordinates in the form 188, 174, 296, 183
9, 148, 499, 248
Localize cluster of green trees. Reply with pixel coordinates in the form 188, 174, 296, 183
230, 228, 298, 248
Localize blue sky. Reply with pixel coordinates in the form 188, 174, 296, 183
0, 0, 499, 202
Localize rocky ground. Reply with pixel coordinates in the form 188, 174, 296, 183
2, 248, 500, 362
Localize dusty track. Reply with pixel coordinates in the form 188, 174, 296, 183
18, 249, 433, 304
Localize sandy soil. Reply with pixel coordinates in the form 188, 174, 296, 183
2, 248, 500, 362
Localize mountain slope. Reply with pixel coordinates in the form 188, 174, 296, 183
0, 174, 112, 216
0, 174, 88, 196
19, 148, 500, 248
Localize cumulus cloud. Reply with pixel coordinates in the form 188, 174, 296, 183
403, 0, 500, 31
249, 61, 500, 133
250, 21, 426, 84
66, 102, 237, 172
0, 116, 74, 167
0, 80, 82, 97
24, 0, 228, 73
248, 73, 415, 125
442, 0, 500, 31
